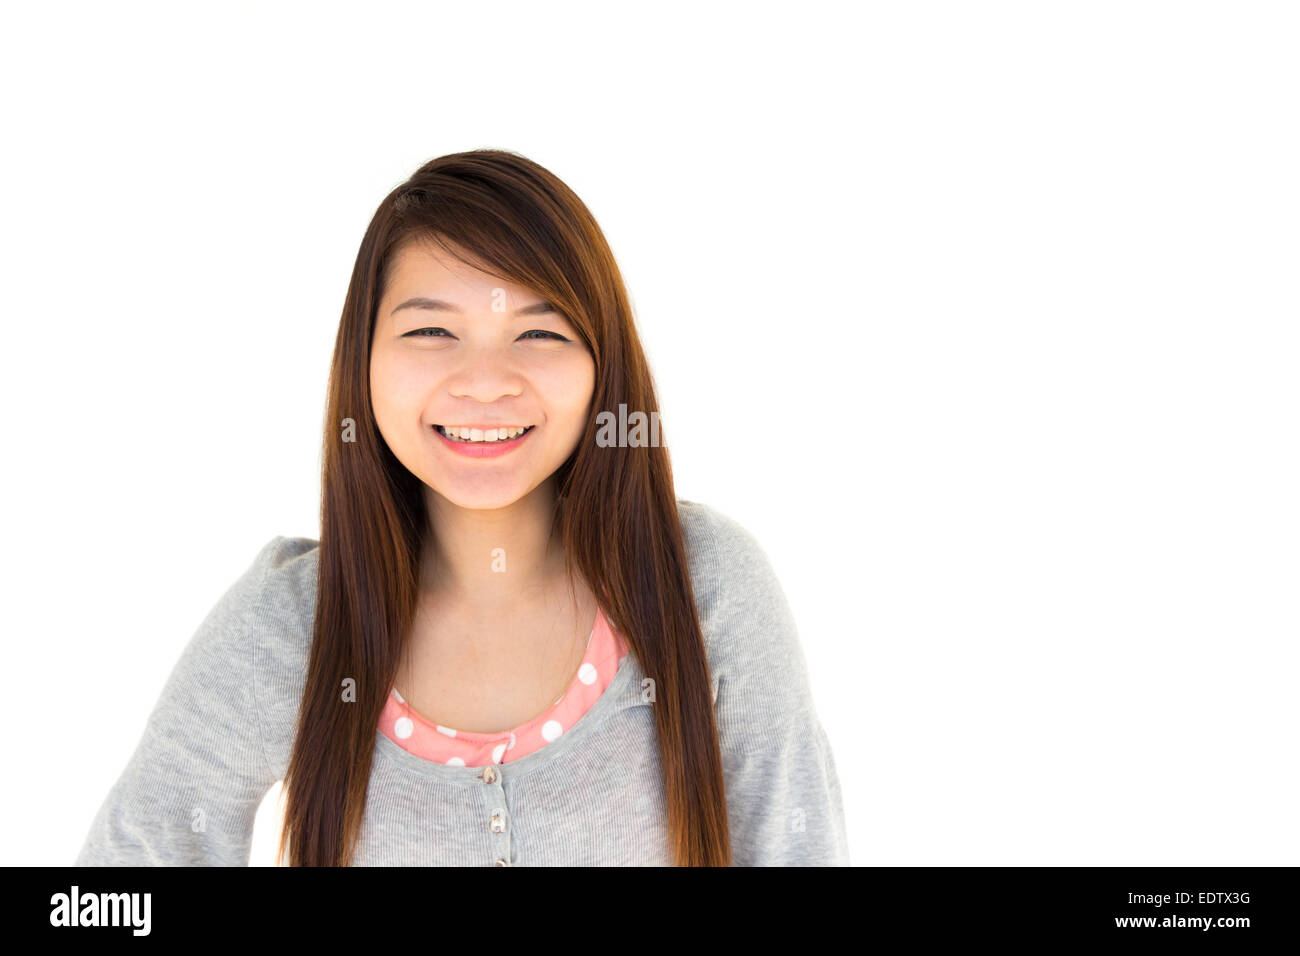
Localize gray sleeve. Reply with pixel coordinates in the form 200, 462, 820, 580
74, 538, 284, 866
692, 504, 851, 866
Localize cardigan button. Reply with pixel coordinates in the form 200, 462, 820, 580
481, 766, 498, 785
489, 812, 506, 833
494, 857, 511, 866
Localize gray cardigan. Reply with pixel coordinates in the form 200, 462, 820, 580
74, 499, 850, 866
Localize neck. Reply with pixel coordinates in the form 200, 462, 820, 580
420, 480, 567, 605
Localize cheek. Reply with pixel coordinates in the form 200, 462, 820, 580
371, 351, 435, 421
536, 356, 596, 419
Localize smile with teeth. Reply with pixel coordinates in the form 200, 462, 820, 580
436, 424, 534, 443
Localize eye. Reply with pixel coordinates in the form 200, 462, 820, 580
520, 330, 569, 341
401, 327, 569, 342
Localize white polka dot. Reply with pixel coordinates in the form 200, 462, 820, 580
507, 732, 516, 750
445, 756, 465, 766
578, 663, 597, 684
541, 719, 563, 742
492, 742, 507, 763
394, 717, 413, 739
436, 725, 457, 737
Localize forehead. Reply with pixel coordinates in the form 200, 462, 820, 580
385, 237, 526, 301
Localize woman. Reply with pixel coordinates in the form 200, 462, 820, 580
75, 149, 849, 866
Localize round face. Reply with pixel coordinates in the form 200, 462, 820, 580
370, 237, 596, 511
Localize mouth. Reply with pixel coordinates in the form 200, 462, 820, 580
432, 423, 536, 458
434, 424, 535, 444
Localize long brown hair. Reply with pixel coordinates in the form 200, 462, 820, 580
276, 148, 731, 866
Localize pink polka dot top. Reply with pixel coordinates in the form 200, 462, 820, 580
378, 605, 630, 768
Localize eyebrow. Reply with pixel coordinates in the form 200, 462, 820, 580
390, 297, 558, 317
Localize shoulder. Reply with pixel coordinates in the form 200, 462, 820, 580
241, 537, 318, 764
212, 535, 318, 659
675, 499, 805, 692
250, 535, 319, 633
676, 499, 782, 596
113, 535, 319, 775
172, 535, 316, 664
183, 535, 317, 688
676, 498, 791, 624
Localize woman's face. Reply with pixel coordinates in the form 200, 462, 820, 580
370, 238, 595, 511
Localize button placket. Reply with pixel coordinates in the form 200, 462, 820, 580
478, 761, 513, 866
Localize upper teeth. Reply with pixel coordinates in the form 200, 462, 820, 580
438, 425, 530, 442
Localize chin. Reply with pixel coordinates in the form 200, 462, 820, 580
428, 475, 536, 512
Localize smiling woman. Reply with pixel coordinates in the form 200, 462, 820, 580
73, 148, 849, 868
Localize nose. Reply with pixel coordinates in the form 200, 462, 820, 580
445, 345, 525, 404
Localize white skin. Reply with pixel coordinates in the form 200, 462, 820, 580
369, 236, 598, 730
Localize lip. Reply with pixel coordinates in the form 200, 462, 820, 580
433, 424, 534, 458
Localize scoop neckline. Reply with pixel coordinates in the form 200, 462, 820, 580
373, 628, 645, 785
390, 604, 610, 742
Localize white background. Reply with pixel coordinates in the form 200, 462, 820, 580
2, 1, 1296, 866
